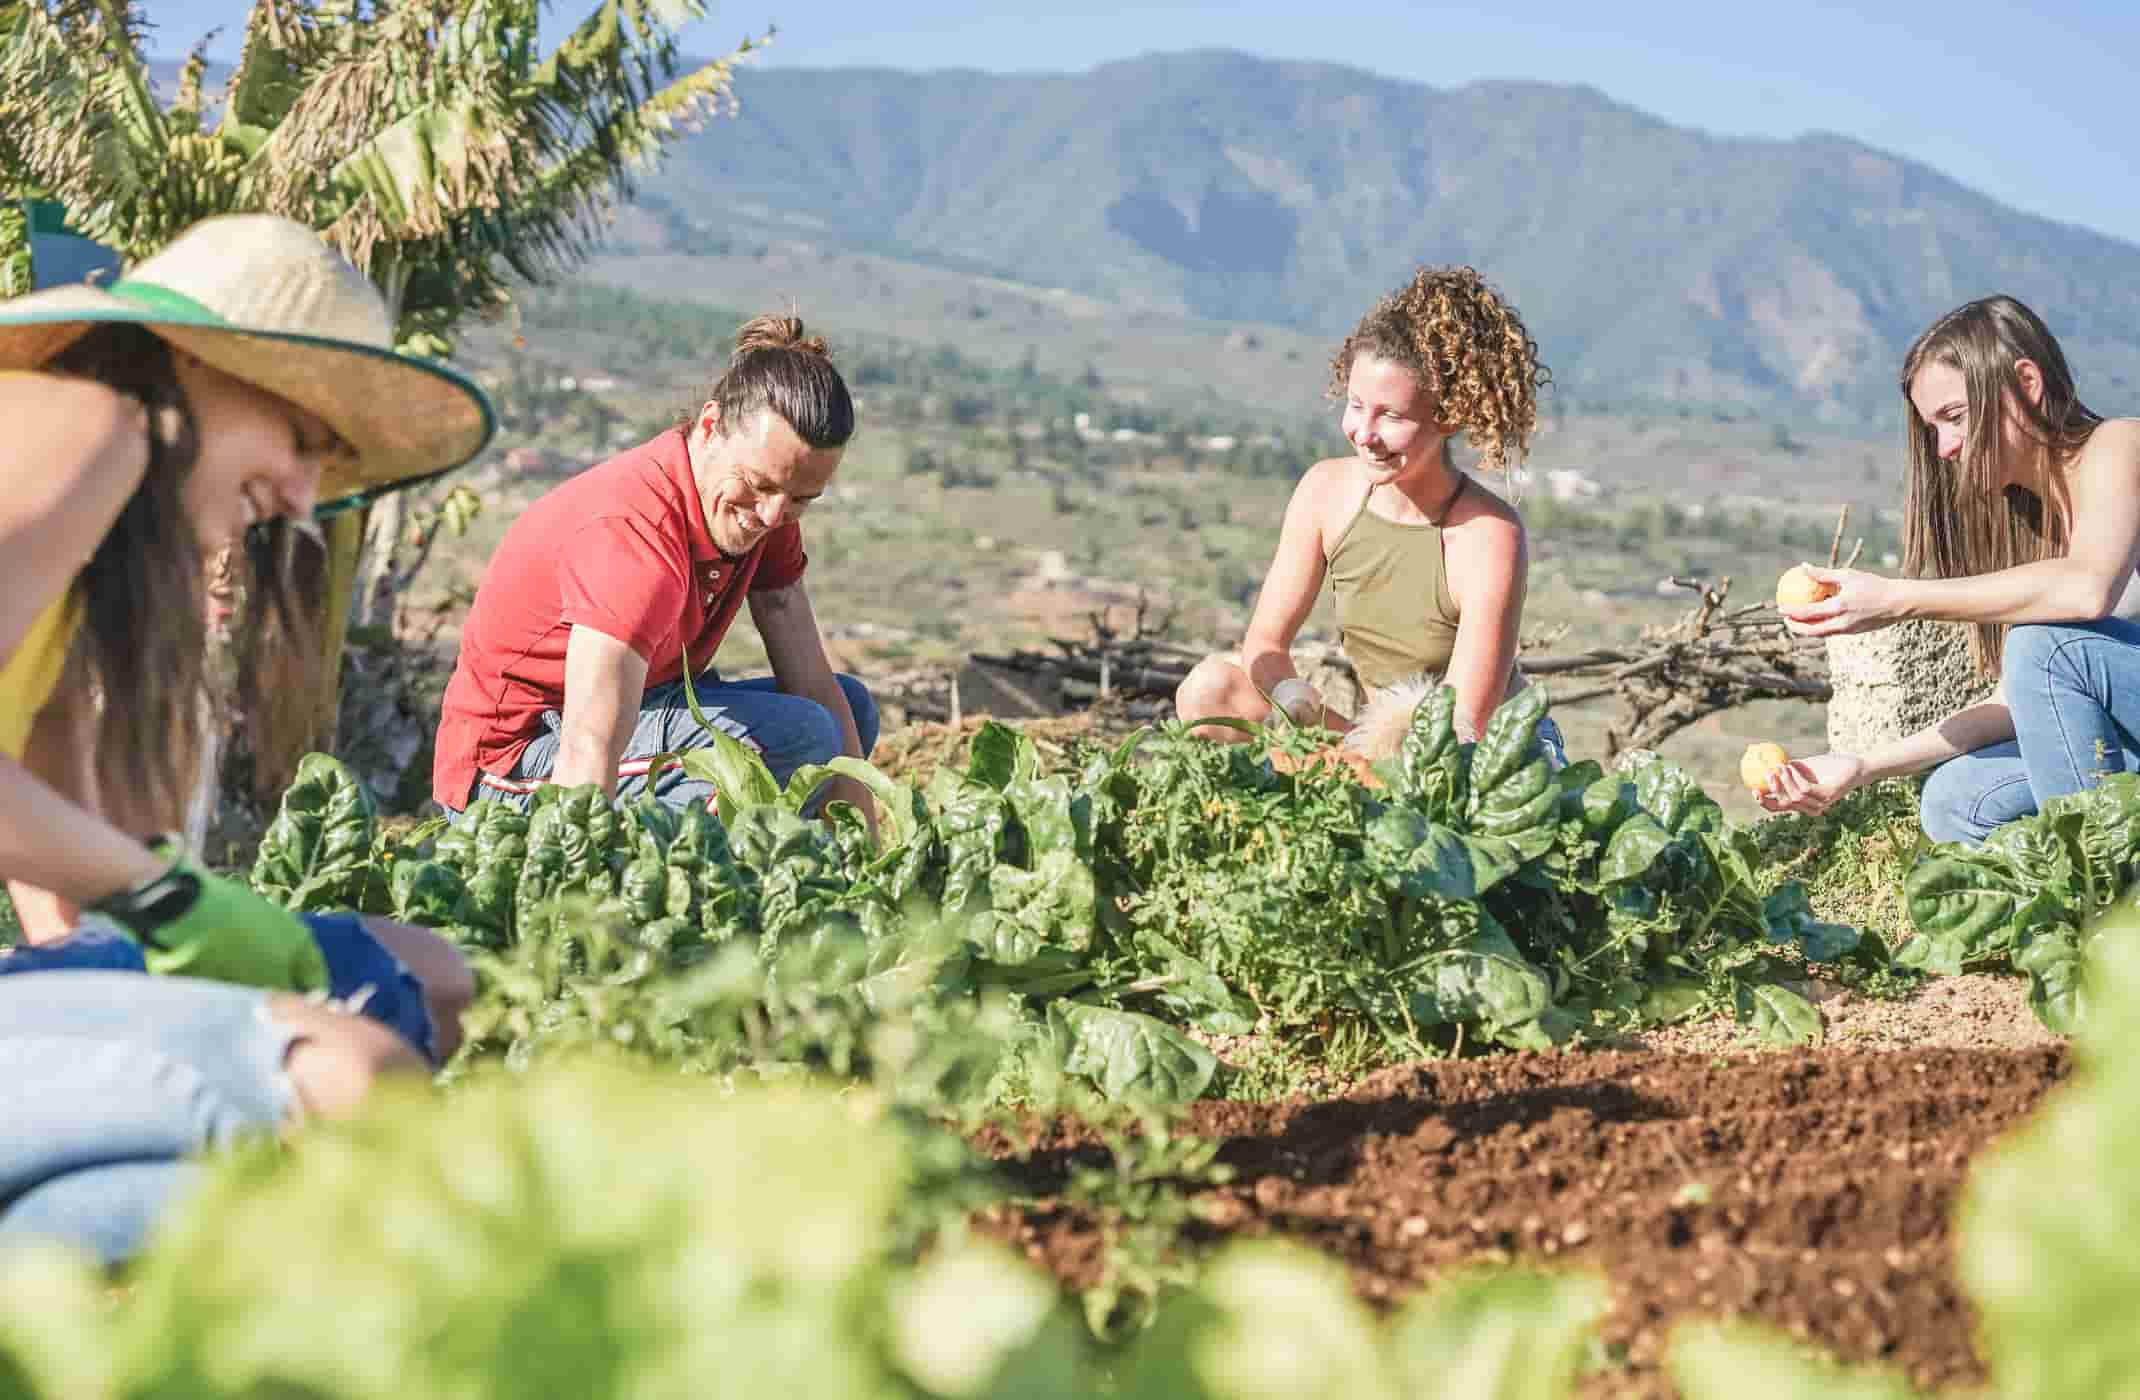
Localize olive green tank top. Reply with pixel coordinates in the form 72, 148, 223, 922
1325, 480, 1462, 692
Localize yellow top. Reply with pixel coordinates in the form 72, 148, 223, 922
0, 369, 85, 758
0, 589, 82, 759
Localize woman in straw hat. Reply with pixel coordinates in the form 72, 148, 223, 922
0, 212, 494, 1262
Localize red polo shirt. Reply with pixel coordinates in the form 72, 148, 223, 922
432, 428, 807, 810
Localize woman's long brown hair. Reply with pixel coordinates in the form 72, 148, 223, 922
1899, 296, 2104, 679
45, 325, 322, 833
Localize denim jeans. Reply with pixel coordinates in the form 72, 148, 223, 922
0, 973, 298, 1265
1920, 619, 2140, 845
0, 913, 437, 1064
458, 672, 880, 816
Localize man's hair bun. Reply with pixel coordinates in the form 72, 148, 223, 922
733, 313, 830, 361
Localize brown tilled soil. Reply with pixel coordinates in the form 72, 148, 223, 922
977, 1045, 2071, 1397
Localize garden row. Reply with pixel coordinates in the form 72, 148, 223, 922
250, 685, 1917, 1102
1, 919, 2133, 1397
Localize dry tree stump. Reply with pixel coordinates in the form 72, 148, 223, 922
1823, 621, 1997, 756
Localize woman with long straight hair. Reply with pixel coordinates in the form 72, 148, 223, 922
1, 213, 495, 1262
1760, 295, 2140, 843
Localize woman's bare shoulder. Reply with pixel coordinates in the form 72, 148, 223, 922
1, 373, 143, 492
1448, 473, 1527, 535
1297, 454, 1365, 494
0, 373, 147, 554
2087, 417, 2140, 458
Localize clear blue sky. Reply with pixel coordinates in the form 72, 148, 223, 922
146, 0, 2140, 248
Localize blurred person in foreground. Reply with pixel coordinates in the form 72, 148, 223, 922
432, 315, 877, 831
1758, 295, 2140, 845
0, 213, 496, 1263
1174, 265, 1565, 767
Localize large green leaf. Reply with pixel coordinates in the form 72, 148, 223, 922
1117, 1243, 1396, 1400
889, 1244, 1089, 1400
1409, 922, 1554, 1039
1129, 929, 1258, 1035
1901, 853, 2034, 971
1396, 683, 1465, 817
1736, 981, 1822, 1047
670, 651, 783, 815
1958, 932, 2140, 1397
1630, 759, 1723, 837
2063, 772, 2140, 906
101, 1067, 917, 1399
1363, 807, 1478, 901
1668, 1320, 1923, 1399
784, 756, 922, 846
1761, 886, 1861, 964
987, 847, 1097, 956
1045, 1002, 1216, 1104
250, 751, 379, 910
1387, 1268, 1610, 1399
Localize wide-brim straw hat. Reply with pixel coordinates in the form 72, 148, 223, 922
0, 212, 496, 514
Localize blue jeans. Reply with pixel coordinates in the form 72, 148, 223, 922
461, 673, 880, 815
0, 914, 438, 1065
0, 973, 298, 1265
1920, 619, 2140, 845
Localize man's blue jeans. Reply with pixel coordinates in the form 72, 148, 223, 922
460, 672, 880, 815
1921, 619, 2140, 845
0, 973, 299, 1266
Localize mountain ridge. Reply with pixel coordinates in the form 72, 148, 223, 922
625, 49, 2139, 424
135, 49, 2140, 425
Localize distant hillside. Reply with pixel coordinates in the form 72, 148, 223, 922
136, 49, 2140, 426
620, 49, 2140, 426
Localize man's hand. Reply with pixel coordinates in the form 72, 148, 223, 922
92, 855, 328, 993
750, 581, 877, 838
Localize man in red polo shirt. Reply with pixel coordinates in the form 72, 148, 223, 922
433, 317, 877, 826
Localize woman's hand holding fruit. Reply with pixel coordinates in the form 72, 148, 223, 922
1745, 742, 1865, 817
1776, 562, 1906, 638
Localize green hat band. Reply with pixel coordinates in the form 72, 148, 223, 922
103, 280, 228, 324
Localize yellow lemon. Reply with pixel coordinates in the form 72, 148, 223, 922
1741, 742, 1790, 793
1776, 565, 1837, 609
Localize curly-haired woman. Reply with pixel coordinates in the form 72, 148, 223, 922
1760, 296, 2140, 844
1175, 265, 1563, 762
1, 213, 493, 1262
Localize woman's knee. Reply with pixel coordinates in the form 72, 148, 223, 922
2000, 622, 2061, 680
356, 917, 474, 1062
267, 998, 426, 1121
1176, 655, 1250, 725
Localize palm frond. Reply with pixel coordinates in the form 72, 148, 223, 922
170, 30, 220, 133
221, 0, 330, 142
0, 1, 172, 255
0, 198, 33, 298
82, 0, 166, 160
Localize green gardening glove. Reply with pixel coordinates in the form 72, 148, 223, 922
88, 851, 329, 994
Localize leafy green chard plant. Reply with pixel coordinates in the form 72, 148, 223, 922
1476, 729, 1870, 1046
0, 1061, 1616, 1400
1898, 772, 2140, 1030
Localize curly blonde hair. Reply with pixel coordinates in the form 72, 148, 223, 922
1327, 266, 1549, 471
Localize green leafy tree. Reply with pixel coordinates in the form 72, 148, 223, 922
0, 0, 769, 794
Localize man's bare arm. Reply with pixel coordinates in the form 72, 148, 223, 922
748, 581, 876, 834
550, 624, 649, 797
